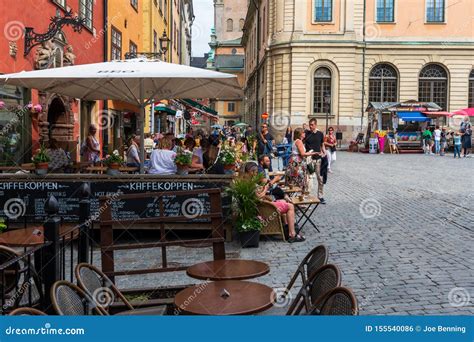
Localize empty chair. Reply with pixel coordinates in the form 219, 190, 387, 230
75, 263, 167, 315
9, 307, 47, 315
310, 287, 358, 316
0, 245, 43, 311
51, 280, 107, 316
280, 245, 328, 302
286, 264, 341, 315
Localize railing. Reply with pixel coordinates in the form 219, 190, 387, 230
99, 188, 225, 282
0, 183, 96, 314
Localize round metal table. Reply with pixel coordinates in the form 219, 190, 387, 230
174, 280, 275, 315
186, 259, 270, 281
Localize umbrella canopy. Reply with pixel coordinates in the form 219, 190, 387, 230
0, 58, 243, 173
0, 58, 242, 103
232, 122, 248, 128
450, 108, 474, 117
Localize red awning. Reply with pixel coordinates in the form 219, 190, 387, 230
422, 111, 452, 116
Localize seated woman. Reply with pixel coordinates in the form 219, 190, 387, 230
148, 137, 177, 175
244, 162, 304, 243
183, 137, 204, 172
126, 135, 140, 168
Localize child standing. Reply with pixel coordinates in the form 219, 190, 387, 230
453, 132, 462, 158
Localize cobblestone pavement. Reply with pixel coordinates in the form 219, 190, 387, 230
94, 152, 474, 315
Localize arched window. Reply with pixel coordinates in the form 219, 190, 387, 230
419, 64, 448, 110
313, 67, 332, 114
226, 19, 233, 32
369, 64, 398, 103
239, 19, 245, 31
469, 69, 474, 107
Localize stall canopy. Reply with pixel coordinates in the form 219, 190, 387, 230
451, 108, 474, 116
397, 111, 431, 122
0, 58, 243, 173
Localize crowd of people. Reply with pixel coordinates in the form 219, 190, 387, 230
421, 117, 472, 158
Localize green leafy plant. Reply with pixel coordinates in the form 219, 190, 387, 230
225, 175, 263, 233
103, 150, 124, 166
0, 218, 6, 233
174, 147, 192, 166
32, 144, 50, 164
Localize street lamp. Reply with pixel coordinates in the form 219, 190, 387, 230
323, 91, 331, 133
159, 30, 171, 56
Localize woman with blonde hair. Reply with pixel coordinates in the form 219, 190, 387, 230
148, 137, 177, 175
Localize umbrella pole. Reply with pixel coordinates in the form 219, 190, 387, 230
139, 80, 145, 174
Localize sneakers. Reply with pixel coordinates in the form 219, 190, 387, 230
319, 198, 326, 204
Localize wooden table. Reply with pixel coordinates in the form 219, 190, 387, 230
281, 186, 302, 196
186, 259, 270, 281
174, 280, 274, 315
0, 225, 78, 247
291, 195, 320, 232
268, 171, 285, 177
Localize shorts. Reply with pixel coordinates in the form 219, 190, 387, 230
274, 200, 289, 214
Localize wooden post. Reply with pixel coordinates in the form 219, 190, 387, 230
210, 191, 225, 260
42, 195, 60, 313
78, 183, 91, 264
100, 197, 115, 282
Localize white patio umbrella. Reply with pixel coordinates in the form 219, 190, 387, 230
0, 58, 243, 173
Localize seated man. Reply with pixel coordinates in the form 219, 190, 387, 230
244, 162, 304, 243
257, 155, 281, 188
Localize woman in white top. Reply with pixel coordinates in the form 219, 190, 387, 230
148, 137, 177, 175
83, 124, 100, 163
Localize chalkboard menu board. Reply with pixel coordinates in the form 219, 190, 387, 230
0, 179, 230, 223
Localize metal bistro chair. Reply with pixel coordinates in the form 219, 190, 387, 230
309, 287, 359, 316
279, 245, 329, 302
286, 264, 341, 315
0, 246, 43, 311
51, 280, 107, 316
75, 263, 167, 315
9, 307, 47, 315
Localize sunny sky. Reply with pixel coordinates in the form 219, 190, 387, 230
191, 0, 214, 57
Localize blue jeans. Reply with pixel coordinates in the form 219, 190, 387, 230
434, 140, 440, 154
454, 145, 461, 158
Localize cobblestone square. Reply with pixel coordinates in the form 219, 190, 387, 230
109, 152, 474, 315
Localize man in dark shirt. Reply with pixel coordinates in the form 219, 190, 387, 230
304, 118, 327, 204
257, 123, 275, 171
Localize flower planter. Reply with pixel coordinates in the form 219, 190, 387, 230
239, 230, 260, 248
223, 164, 235, 175
106, 163, 121, 176
34, 162, 49, 176
176, 164, 189, 176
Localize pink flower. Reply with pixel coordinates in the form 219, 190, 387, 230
26, 103, 33, 110
33, 104, 42, 112
0, 101, 5, 109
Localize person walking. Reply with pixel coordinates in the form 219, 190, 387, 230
460, 116, 472, 157
257, 123, 275, 170
304, 118, 327, 204
440, 127, 447, 156
324, 127, 337, 173
453, 132, 462, 158
285, 127, 293, 144
433, 126, 441, 155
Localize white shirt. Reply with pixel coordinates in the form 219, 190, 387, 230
434, 129, 441, 141
148, 149, 177, 175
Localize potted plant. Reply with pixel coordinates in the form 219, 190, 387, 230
219, 143, 237, 174
174, 147, 192, 175
32, 144, 50, 175
225, 175, 263, 248
103, 150, 123, 175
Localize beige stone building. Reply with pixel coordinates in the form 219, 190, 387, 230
214, 0, 249, 41
243, 0, 474, 143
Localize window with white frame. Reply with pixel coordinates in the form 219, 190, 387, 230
426, 0, 445, 22
227, 102, 236, 112
419, 64, 448, 111
111, 27, 122, 60
79, 0, 93, 30
369, 64, 398, 103
314, 0, 332, 22
313, 67, 332, 114
376, 0, 394, 22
